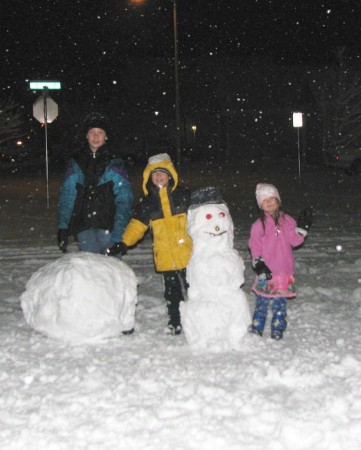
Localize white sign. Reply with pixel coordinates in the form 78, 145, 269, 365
33, 96, 58, 123
30, 81, 61, 90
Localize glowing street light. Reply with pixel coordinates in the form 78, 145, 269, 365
293, 112, 304, 186
191, 125, 197, 148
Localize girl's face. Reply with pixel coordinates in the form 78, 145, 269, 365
151, 170, 170, 188
260, 197, 280, 216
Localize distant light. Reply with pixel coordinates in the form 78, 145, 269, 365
293, 112, 303, 128
336, 245, 342, 252
16, 140, 23, 146
29, 81, 61, 90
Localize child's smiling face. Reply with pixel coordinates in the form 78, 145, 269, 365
260, 197, 280, 216
151, 170, 170, 188
86, 128, 107, 153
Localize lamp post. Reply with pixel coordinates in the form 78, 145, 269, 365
293, 112, 303, 186
130, 0, 182, 164
172, 0, 182, 165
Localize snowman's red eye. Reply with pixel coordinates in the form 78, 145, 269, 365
206, 214, 212, 220
219, 212, 225, 217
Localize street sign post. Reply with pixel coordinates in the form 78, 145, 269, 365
30, 81, 61, 208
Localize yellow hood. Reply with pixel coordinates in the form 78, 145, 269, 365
142, 155, 178, 196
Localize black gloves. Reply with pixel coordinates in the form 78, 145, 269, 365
297, 207, 313, 236
58, 229, 68, 253
253, 257, 272, 280
297, 207, 313, 231
106, 242, 128, 257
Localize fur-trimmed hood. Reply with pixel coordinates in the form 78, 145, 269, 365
142, 153, 178, 196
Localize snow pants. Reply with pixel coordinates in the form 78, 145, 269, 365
251, 295, 287, 335
162, 269, 188, 327
77, 228, 122, 260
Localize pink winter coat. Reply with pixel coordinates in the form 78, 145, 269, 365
248, 213, 305, 297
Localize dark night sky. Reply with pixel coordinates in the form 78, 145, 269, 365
1, 0, 360, 98
1, 0, 361, 154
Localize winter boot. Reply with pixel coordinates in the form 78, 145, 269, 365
249, 327, 263, 337
165, 322, 182, 335
165, 299, 183, 335
122, 328, 135, 335
271, 330, 283, 340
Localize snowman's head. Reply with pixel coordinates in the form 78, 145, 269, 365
187, 203, 234, 248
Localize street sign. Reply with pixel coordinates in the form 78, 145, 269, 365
30, 84, 60, 209
30, 81, 61, 90
33, 96, 58, 123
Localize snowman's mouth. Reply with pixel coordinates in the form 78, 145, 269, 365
206, 231, 227, 237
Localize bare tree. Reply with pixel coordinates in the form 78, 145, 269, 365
309, 47, 361, 154
0, 97, 25, 145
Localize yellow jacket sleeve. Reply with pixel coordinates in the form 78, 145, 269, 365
122, 218, 149, 247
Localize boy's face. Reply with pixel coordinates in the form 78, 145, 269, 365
87, 127, 107, 153
151, 170, 170, 188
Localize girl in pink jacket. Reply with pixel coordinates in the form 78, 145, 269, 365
248, 183, 308, 340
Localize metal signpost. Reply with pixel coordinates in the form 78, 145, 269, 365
293, 112, 303, 187
30, 81, 60, 208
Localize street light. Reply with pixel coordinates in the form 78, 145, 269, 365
191, 125, 197, 148
293, 112, 303, 186
130, 0, 182, 164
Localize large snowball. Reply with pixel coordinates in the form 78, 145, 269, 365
181, 202, 251, 350
21, 252, 138, 344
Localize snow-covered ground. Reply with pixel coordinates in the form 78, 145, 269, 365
1, 161, 361, 450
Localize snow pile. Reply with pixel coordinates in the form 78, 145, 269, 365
20, 252, 138, 343
181, 201, 251, 350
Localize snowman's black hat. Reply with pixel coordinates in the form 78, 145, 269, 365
189, 186, 225, 210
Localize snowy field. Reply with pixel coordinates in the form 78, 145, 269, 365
1, 160, 361, 450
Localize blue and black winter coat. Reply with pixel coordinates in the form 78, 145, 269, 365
57, 144, 133, 242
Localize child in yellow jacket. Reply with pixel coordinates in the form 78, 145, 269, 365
107, 153, 192, 335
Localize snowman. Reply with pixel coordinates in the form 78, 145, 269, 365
180, 187, 251, 350
21, 252, 138, 344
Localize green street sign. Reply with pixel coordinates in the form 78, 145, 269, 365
29, 81, 61, 90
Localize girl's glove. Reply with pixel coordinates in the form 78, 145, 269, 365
296, 207, 313, 236
106, 242, 128, 257
253, 257, 272, 280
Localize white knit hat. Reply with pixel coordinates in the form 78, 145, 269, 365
147, 153, 171, 165
255, 183, 281, 207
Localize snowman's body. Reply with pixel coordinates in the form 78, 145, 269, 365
180, 201, 251, 350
